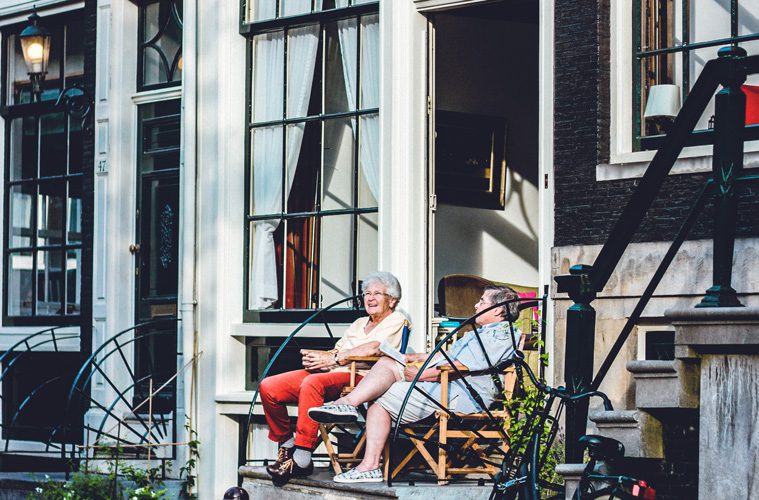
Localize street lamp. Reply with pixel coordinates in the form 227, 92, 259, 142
19, 9, 92, 121
19, 10, 51, 102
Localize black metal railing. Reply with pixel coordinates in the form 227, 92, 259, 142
557, 47, 759, 462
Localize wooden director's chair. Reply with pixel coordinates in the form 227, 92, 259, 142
388, 331, 526, 483
317, 320, 410, 475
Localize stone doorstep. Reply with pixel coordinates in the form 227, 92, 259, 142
239, 466, 495, 500
626, 359, 700, 410
589, 410, 663, 459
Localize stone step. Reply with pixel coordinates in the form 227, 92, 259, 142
589, 409, 663, 459
239, 466, 494, 500
626, 359, 699, 410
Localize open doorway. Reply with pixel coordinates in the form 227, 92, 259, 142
431, 0, 539, 315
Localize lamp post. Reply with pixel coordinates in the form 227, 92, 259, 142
19, 9, 92, 121
19, 11, 51, 103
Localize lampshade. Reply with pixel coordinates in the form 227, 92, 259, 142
644, 84, 681, 119
19, 12, 51, 76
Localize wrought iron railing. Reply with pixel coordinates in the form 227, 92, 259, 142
557, 47, 759, 461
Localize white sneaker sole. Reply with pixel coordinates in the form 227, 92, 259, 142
308, 408, 358, 424
333, 474, 383, 483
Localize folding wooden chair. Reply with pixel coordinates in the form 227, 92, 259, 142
317, 320, 410, 474
389, 329, 527, 483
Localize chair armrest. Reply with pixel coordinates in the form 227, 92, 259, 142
437, 364, 470, 374
345, 356, 382, 362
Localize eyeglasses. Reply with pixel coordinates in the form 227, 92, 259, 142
363, 291, 390, 298
476, 297, 493, 307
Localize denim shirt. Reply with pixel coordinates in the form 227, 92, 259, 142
417, 321, 521, 414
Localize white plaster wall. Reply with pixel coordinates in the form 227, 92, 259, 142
433, 14, 539, 290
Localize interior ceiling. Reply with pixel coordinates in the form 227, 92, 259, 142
445, 0, 539, 24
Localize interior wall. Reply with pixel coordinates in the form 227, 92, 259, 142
433, 12, 539, 293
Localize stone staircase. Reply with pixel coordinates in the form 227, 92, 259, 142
558, 307, 759, 499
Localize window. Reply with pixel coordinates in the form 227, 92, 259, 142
138, 0, 183, 90
634, 0, 759, 148
242, 1, 379, 320
3, 16, 84, 325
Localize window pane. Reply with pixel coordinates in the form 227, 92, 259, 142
68, 181, 83, 244
358, 113, 378, 206
319, 214, 354, 304
286, 24, 320, 119
325, 19, 356, 114
252, 32, 285, 123
249, 0, 278, 22
141, 0, 183, 87
65, 18, 85, 86
322, 118, 355, 210
68, 116, 83, 174
249, 219, 284, 309
357, 211, 378, 283
38, 183, 66, 247
8, 35, 32, 105
360, 14, 379, 109
284, 217, 319, 309
65, 249, 81, 315
251, 125, 285, 215
286, 121, 319, 213
282, 0, 313, 16
9, 185, 34, 248
39, 113, 67, 178
37, 250, 64, 316
9, 117, 38, 181
7, 252, 33, 316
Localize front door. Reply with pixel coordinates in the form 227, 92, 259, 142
133, 99, 181, 413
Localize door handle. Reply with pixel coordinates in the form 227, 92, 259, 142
129, 243, 141, 254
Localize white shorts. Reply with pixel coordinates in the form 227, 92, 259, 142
376, 381, 455, 424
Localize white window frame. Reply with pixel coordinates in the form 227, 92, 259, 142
602, 0, 759, 182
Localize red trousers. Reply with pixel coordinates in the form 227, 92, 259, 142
259, 369, 363, 450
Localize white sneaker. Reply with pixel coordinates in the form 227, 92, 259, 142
308, 404, 360, 423
333, 467, 383, 483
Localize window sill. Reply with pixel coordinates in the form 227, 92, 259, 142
599, 141, 759, 181
230, 322, 350, 339
0, 326, 80, 352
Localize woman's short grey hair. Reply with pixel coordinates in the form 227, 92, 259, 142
361, 271, 402, 302
484, 285, 520, 322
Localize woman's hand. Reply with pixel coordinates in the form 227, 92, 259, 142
403, 364, 420, 381
301, 350, 335, 372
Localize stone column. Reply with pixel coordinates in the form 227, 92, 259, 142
668, 307, 759, 499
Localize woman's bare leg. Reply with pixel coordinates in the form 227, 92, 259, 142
332, 357, 402, 407
355, 403, 391, 471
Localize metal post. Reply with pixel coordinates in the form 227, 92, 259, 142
698, 46, 747, 308
555, 264, 596, 462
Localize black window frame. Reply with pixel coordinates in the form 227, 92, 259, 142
241, 1, 380, 324
634, 0, 759, 150
1, 13, 85, 326
136, 0, 183, 92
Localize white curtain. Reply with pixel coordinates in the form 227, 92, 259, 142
337, 14, 380, 201
250, 15, 320, 309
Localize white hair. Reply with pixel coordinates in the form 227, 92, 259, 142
361, 271, 402, 302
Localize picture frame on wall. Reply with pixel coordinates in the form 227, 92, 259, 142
435, 110, 507, 210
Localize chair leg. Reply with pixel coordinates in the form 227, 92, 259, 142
319, 424, 343, 474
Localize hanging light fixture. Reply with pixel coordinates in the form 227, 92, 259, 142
19, 10, 52, 102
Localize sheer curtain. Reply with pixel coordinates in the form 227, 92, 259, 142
250, 12, 320, 309
337, 14, 380, 201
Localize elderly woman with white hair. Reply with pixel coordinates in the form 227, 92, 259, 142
259, 271, 407, 486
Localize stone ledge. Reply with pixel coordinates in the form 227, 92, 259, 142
667, 307, 759, 356
589, 410, 663, 459
626, 359, 699, 409
239, 466, 494, 500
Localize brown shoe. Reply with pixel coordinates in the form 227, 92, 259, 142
266, 446, 293, 475
269, 457, 314, 486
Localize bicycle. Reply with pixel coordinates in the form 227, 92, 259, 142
488, 353, 656, 500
